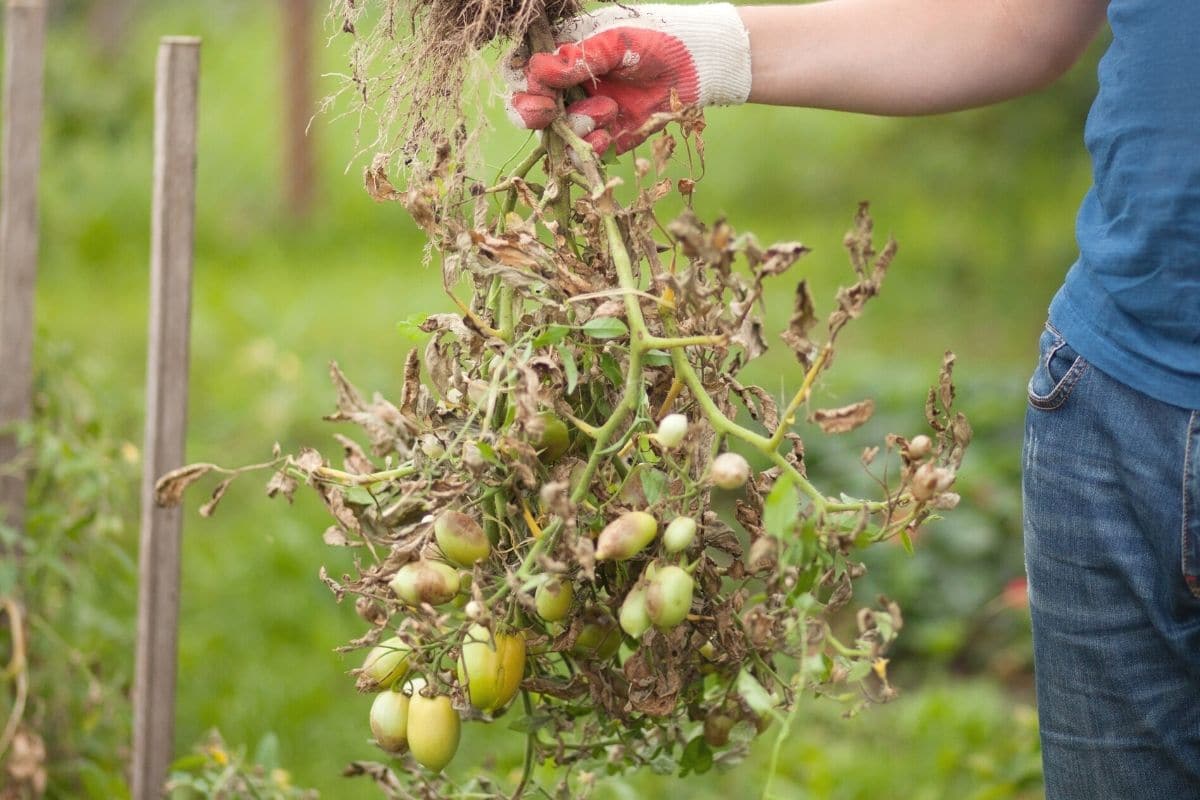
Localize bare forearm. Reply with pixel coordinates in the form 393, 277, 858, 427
739, 0, 1107, 115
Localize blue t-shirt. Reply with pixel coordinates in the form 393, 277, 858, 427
1049, 1, 1200, 409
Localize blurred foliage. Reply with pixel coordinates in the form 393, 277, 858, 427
166, 730, 317, 800
0, 0, 1107, 795
1, 343, 137, 799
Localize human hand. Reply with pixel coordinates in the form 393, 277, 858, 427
507, 4, 752, 154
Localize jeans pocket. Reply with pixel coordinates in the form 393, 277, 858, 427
1028, 323, 1089, 411
1182, 411, 1200, 598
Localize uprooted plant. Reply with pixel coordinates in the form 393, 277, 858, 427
159, 1, 971, 798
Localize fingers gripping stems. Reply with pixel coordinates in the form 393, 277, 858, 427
507, 3, 752, 153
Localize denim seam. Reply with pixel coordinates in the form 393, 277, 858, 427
1028, 355, 1089, 411
1183, 410, 1200, 599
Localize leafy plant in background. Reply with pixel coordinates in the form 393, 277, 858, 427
166, 730, 317, 800
161, 1, 971, 798
1, 342, 138, 798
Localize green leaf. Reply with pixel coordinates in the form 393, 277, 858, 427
557, 344, 579, 394
899, 527, 914, 554
534, 324, 571, 347
737, 669, 777, 718
599, 353, 623, 386
252, 732, 280, 771
475, 441, 500, 464
763, 474, 799, 539
342, 485, 374, 505
395, 314, 429, 342
640, 469, 667, 506
582, 317, 629, 340
643, 349, 673, 367
679, 735, 713, 777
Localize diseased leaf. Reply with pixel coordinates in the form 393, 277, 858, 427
811, 399, 875, 434
198, 477, 235, 518
154, 463, 218, 508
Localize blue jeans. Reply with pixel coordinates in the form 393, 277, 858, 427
1023, 322, 1200, 799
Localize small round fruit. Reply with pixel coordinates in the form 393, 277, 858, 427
595, 511, 658, 561
434, 510, 490, 567
535, 576, 574, 623
406, 691, 461, 772
655, 414, 689, 449
571, 615, 622, 661
619, 586, 651, 639
360, 636, 410, 691
369, 689, 410, 752
646, 565, 695, 630
703, 711, 736, 747
389, 560, 461, 607
710, 452, 751, 490
534, 412, 570, 463
908, 434, 933, 458
662, 516, 697, 554
457, 623, 527, 712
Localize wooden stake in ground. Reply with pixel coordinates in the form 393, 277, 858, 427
132, 36, 201, 800
281, 0, 316, 217
0, 0, 47, 540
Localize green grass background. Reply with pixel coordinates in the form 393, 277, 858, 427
8, 0, 1104, 795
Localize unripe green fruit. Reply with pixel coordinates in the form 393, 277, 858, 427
457, 623, 527, 712
535, 576, 574, 622
595, 511, 658, 561
710, 452, 751, 490
390, 560, 461, 607
534, 412, 570, 463
662, 516, 697, 554
655, 413, 689, 449
360, 636, 410, 691
406, 691, 461, 772
369, 689, 410, 752
646, 565, 694, 630
703, 711, 736, 747
434, 510, 490, 566
571, 615, 621, 661
619, 586, 651, 639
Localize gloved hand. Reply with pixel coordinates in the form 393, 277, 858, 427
508, 4, 752, 154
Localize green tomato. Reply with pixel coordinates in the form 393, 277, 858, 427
646, 565, 694, 630
534, 412, 570, 463
534, 576, 574, 623
456, 623, 527, 712
360, 636, 410, 691
389, 560, 460, 606
406, 690, 461, 772
662, 516, 697, 554
434, 510, 490, 567
571, 614, 622, 661
595, 511, 658, 561
619, 585, 651, 639
369, 689, 410, 753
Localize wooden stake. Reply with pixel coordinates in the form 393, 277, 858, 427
132, 35, 201, 800
0, 0, 47, 540
281, 0, 316, 217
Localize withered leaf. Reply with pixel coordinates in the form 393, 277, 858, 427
323, 526, 357, 547
811, 399, 876, 434
154, 463, 218, 508
265, 466, 298, 503
198, 477, 235, 518
780, 280, 819, 368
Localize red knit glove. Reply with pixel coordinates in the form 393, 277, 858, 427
508, 4, 752, 154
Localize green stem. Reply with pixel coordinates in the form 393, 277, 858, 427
640, 334, 728, 351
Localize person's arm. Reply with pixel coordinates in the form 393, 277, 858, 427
741, 0, 1108, 114
510, 0, 1110, 152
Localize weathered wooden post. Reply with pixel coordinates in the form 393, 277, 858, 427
281, 0, 316, 217
132, 36, 201, 800
0, 0, 47, 539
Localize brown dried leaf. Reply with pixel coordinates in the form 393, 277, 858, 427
780, 280, 818, 368
154, 463, 218, 508
198, 477, 235, 518
265, 466, 298, 503
363, 153, 401, 202
811, 399, 876, 434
